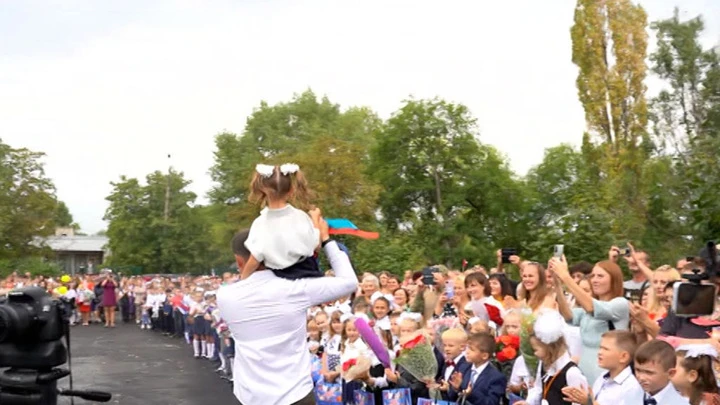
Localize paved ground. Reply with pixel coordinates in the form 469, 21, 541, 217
58, 323, 238, 404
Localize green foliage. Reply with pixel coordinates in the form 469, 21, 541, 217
104, 170, 214, 274
20, 10, 716, 274
0, 257, 63, 278
0, 140, 58, 260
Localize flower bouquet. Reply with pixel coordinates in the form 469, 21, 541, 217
493, 334, 520, 379
394, 332, 438, 384
342, 356, 372, 382
519, 311, 539, 375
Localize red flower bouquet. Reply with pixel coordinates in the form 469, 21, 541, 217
493, 334, 520, 378
342, 356, 371, 381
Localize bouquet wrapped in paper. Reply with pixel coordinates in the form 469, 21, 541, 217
394, 332, 438, 383
342, 356, 372, 382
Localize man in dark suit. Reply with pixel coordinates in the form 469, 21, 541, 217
448, 332, 506, 405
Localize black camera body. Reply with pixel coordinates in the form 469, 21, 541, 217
0, 287, 68, 369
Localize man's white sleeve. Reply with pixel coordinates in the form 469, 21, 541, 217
304, 241, 358, 306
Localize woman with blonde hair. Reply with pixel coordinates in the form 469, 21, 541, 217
646, 265, 681, 320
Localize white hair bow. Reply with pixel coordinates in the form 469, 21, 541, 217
468, 316, 481, 325
340, 313, 354, 324
677, 344, 719, 359
533, 310, 566, 344
337, 302, 353, 315
399, 312, 423, 323
370, 292, 396, 310
280, 163, 299, 175
255, 164, 275, 178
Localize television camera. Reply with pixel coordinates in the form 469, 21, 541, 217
673, 241, 720, 317
0, 287, 111, 404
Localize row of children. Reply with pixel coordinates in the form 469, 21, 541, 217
307, 298, 720, 405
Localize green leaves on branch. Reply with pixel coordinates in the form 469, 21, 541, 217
103, 171, 212, 274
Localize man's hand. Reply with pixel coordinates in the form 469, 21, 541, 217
318, 216, 330, 243
609, 246, 620, 262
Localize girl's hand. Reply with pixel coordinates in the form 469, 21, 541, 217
384, 368, 399, 383
509, 255, 521, 265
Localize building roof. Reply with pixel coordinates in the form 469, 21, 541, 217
43, 235, 109, 253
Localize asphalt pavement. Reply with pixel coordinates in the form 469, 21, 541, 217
56, 323, 238, 405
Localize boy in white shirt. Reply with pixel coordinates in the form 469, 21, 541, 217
563, 330, 642, 405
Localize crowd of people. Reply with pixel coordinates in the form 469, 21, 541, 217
297, 247, 720, 405
4, 161, 720, 405
0, 270, 238, 385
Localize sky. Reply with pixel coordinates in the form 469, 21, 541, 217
1, 0, 719, 234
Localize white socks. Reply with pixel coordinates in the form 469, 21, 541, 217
184, 332, 191, 344
193, 339, 201, 357
206, 342, 215, 358
219, 353, 227, 370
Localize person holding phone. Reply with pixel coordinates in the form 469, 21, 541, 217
551, 256, 630, 383
100, 272, 118, 328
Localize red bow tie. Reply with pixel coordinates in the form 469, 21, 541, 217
445, 360, 455, 367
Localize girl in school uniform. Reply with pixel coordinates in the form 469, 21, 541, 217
519, 310, 588, 405
203, 292, 219, 360
338, 315, 371, 404
369, 294, 393, 333
189, 291, 207, 359
377, 313, 429, 404
323, 311, 344, 369
673, 344, 720, 405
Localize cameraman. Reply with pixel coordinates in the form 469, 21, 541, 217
654, 255, 720, 349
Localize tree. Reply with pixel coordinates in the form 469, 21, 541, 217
208, 90, 383, 262
648, 10, 720, 244
524, 145, 614, 263
571, 0, 650, 241
370, 98, 525, 267
104, 170, 214, 274
0, 140, 58, 259
53, 201, 80, 230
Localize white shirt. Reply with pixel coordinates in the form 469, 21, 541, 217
217, 241, 357, 405
509, 355, 531, 386
591, 366, 641, 405
527, 352, 588, 405
469, 362, 490, 386
444, 354, 466, 382
624, 382, 689, 405
244, 205, 321, 270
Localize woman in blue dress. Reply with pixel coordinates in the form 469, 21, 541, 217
550, 256, 630, 383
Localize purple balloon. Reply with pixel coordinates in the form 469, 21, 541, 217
354, 317, 391, 368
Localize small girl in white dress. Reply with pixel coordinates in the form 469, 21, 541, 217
241, 163, 322, 280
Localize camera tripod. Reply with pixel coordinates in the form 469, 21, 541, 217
0, 368, 110, 405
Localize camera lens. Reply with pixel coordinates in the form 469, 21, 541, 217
0, 308, 11, 343
0, 305, 33, 343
